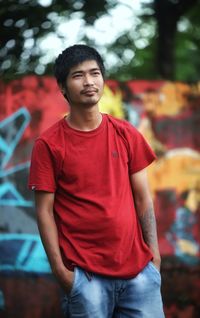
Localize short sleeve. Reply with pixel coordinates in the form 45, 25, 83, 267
28, 139, 57, 192
128, 127, 156, 175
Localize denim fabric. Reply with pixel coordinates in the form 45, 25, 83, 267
61, 262, 165, 318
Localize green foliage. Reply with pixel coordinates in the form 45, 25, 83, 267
175, 5, 200, 82
0, 0, 200, 81
0, 0, 111, 81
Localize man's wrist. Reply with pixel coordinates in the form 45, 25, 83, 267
52, 262, 68, 278
152, 255, 161, 270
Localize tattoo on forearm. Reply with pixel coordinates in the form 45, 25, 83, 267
138, 204, 159, 248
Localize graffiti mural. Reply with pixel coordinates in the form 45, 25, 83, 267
0, 108, 32, 207
0, 234, 50, 273
0, 76, 200, 317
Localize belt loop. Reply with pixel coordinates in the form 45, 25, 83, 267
84, 271, 93, 281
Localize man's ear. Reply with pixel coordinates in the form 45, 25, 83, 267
59, 84, 66, 96
59, 84, 69, 101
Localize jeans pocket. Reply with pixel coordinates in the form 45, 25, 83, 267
61, 295, 69, 317
148, 262, 161, 286
69, 267, 79, 296
149, 262, 160, 275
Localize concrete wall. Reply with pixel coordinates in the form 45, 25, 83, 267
0, 76, 200, 317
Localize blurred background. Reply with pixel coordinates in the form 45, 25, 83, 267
0, 0, 200, 317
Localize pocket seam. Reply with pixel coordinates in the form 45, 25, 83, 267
149, 262, 161, 276
69, 267, 78, 296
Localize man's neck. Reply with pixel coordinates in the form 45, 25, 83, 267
66, 107, 102, 131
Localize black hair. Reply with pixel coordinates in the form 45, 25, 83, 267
54, 44, 105, 88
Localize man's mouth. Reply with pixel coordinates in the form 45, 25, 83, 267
81, 89, 98, 95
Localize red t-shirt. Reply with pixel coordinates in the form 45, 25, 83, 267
29, 114, 156, 278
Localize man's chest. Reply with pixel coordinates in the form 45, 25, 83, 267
59, 130, 129, 192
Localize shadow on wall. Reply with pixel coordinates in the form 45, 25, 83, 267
0, 76, 200, 317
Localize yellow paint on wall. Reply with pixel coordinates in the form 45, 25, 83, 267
99, 85, 124, 119
148, 149, 200, 194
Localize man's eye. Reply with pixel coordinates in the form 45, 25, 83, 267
73, 74, 82, 78
92, 71, 100, 76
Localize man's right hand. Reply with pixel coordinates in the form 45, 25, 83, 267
54, 265, 75, 295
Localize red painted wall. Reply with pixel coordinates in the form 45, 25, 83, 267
0, 76, 200, 317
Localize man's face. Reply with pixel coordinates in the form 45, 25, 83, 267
64, 60, 104, 108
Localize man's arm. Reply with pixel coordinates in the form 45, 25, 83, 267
35, 191, 74, 292
130, 168, 161, 270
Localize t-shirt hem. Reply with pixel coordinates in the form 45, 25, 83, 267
129, 158, 155, 175
28, 185, 56, 192
65, 255, 153, 280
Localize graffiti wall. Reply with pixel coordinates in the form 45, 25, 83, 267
0, 76, 200, 317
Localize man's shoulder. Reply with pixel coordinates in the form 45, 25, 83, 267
33, 118, 66, 161
106, 114, 138, 136
37, 118, 64, 143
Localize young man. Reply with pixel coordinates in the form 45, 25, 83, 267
29, 44, 165, 318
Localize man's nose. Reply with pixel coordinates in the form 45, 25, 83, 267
83, 74, 94, 86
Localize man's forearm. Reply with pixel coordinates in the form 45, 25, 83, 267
36, 209, 74, 292
37, 210, 66, 275
135, 199, 161, 268
130, 169, 161, 267
34, 192, 74, 292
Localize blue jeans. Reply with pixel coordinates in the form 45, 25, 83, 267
62, 262, 165, 318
